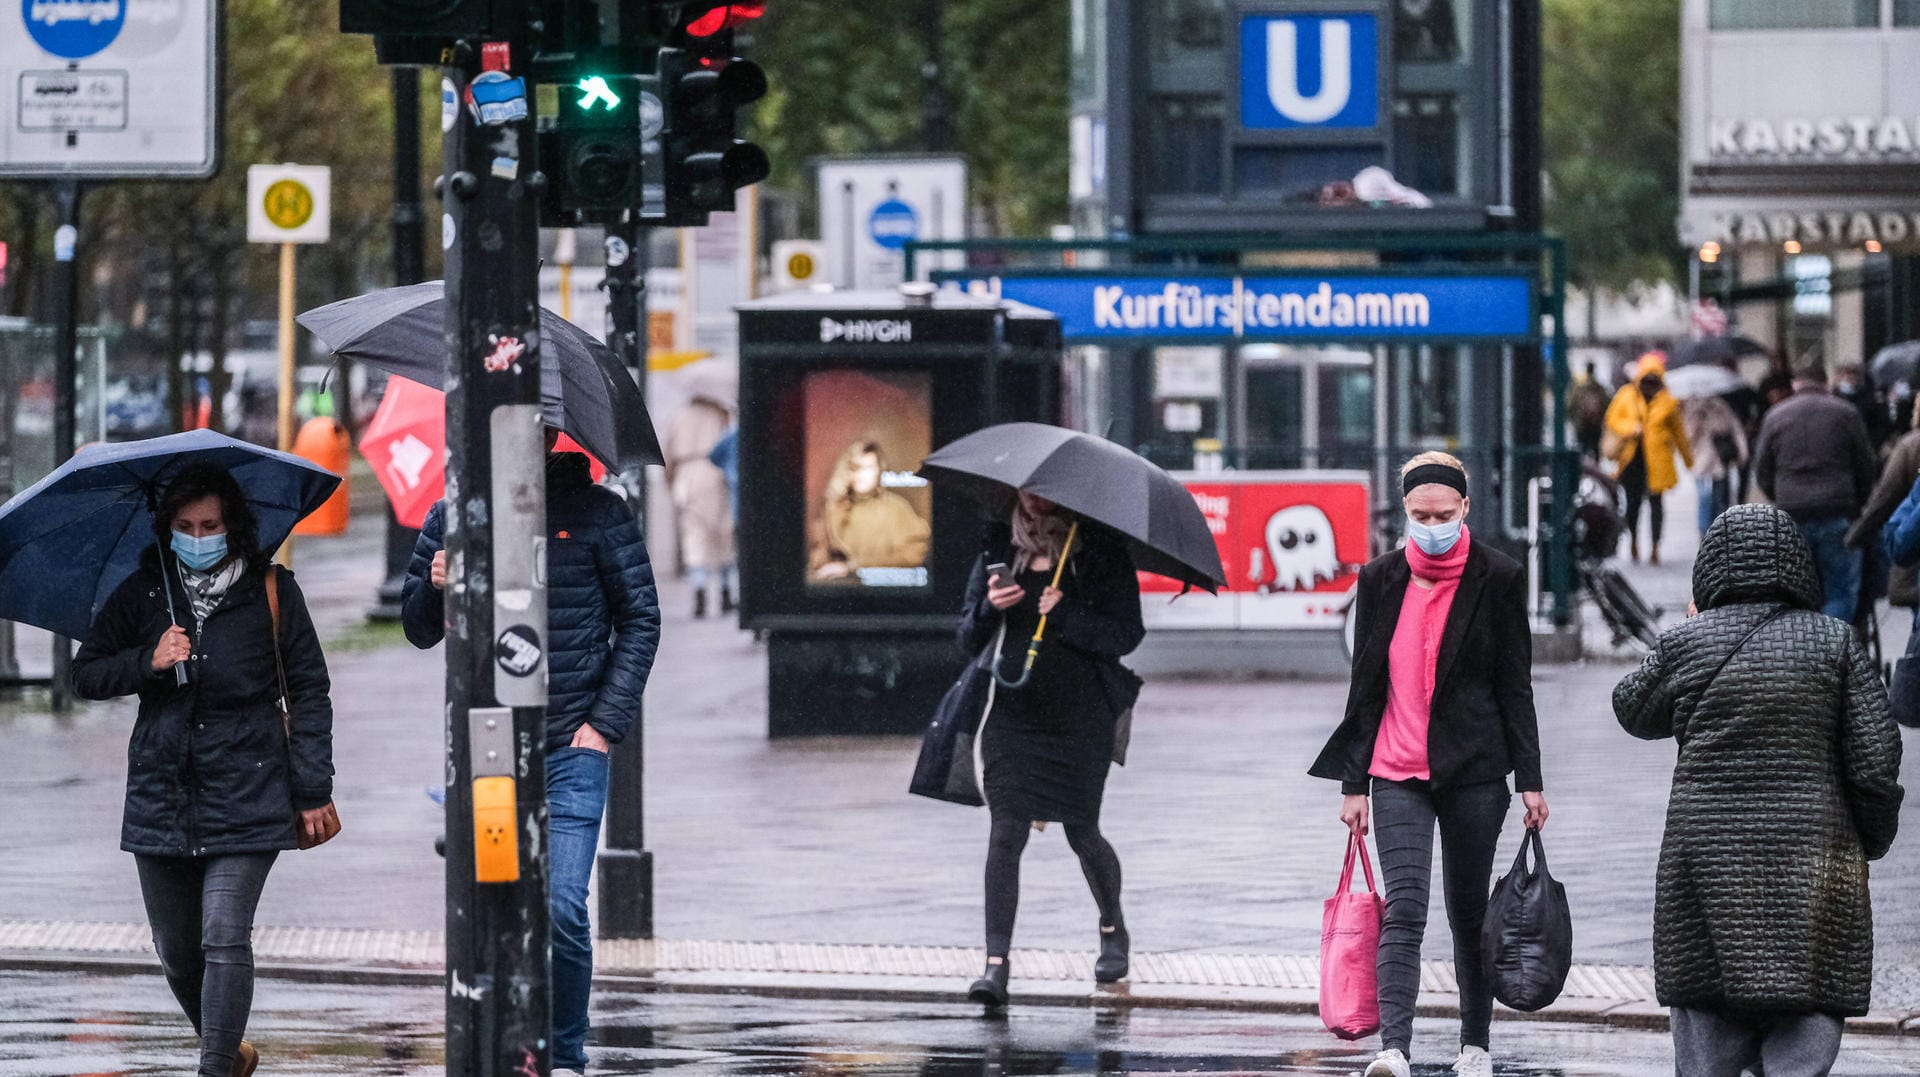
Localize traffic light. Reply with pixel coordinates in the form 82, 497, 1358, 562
540, 72, 648, 220
339, 0, 512, 37
654, 2, 768, 226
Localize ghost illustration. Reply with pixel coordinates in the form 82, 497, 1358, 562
1259, 505, 1341, 592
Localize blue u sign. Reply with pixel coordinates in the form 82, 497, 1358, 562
1240, 13, 1378, 131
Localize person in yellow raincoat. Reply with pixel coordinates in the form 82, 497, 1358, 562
1605, 352, 1693, 565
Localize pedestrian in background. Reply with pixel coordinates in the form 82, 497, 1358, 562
1604, 351, 1692, 564
664, 394, 737, 618
1847, 402, 1920, 632
403, 429, 660, 1077
958, 490, 1143, 1007
1751, 359, 1877, 622
1310, 452, 1547, 1077
1718, 365, 1766, 506
73, 463, 338, 1077
1682, 393, 1747, 536
1615, 504, 1902, 1077
1566, 361, 1610, 463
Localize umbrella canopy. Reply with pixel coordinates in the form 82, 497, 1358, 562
361, 376, 606, 529
0, 430, 341, 638
1870, 339, 1920, 389
1672, 334, 1767, 369
297, 281, 664, 471
919, 423, 1226, 592
1663, 363, 1745, 401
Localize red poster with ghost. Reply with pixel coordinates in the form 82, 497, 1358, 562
1139, 472, 1370, 630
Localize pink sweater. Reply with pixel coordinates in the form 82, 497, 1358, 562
1371, 584, 1435, 781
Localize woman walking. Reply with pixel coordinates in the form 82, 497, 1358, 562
957, 490, 1144, 1007
1615, 505, 1901, 1076
1605, 352, 1693, 564
72, 463, 337, 1077
1309, 452, 1547, 1077
1682, 393, 1748, 536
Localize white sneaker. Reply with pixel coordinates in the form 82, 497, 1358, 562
555, 1069, 586, 1077
1452, 1045, 1493, 1077
1364, 1049, 1411, 1077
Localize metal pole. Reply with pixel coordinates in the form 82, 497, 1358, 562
275, 242, 298, 569
921, 0, 950, 152
597, 215, 653, 938
372, 65, 426, 623
49, 180, 81, 713
442, 33, 550, 1075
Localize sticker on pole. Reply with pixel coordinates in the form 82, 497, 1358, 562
246, 164, 330, 244
495, 624, 543, 677
465, 71, 527, 127
867, 199, 919, 251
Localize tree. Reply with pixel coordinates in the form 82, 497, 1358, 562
1542, 0, 1684, 317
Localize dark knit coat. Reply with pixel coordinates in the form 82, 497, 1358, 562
1614, 504, 1904, 1016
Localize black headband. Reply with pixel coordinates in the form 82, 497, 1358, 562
1403, 463, 1468, 497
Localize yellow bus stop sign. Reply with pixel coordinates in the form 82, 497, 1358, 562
786, 250, 815, 282
262, 180, 314, 230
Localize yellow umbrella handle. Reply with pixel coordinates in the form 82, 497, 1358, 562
996, 521, 1079, 689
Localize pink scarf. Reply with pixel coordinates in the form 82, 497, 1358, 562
1401, 524, 1472, 701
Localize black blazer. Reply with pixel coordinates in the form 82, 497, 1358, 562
1308, 540, 1543, 795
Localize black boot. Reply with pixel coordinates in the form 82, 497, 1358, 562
693, 589, 708, 619
721, 586, 737, 614
1095, 924, 1129, 984
967, 957, 1010, 1008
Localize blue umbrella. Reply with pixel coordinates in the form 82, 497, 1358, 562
0, 430, 341, 642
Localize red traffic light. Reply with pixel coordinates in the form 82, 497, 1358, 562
686, 1, 764, 37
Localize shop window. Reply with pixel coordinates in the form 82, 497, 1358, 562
1709, 0, 1876, 29
1149, 96, 1224, 195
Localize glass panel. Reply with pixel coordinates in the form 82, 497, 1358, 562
1393, 95, 1460, 197
1234, 146, 1384, 198
1149, 96, 1225, 195
1897, 0, 1920, 24
800, 370, 933, 591
1408, 346, 1459, 440
1393, 0, 1469, 63
1709, 0, 1877, 28
1319, 365, 1377, 472
1157, 0, 1226, 52
1244, 366, 1306, 470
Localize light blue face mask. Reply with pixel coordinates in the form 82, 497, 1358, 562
1406, 517, 1463, 556
171, 530, 228, 571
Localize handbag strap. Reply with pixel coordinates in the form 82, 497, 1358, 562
265, 565, 292, 739
1699, 604, 1789, 700
1513, 826, 1548, 878
1336, 832, 1378, 896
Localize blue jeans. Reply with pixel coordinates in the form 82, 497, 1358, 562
1696, 476, 1730, 537
548, 745, 610, 1070
1797, 514, 1861, 622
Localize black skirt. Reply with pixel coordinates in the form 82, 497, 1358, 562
979, 568, 1114, 826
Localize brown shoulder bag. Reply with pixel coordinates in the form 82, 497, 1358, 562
267, 566, 342, 850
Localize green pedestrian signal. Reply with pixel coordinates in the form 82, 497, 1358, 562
576, 76, 622, 112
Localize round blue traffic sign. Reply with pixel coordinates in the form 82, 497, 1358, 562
22, 0, 126, 60
868, 199, 919, 251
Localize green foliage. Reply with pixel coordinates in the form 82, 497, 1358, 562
748, 0, 1070, 236
1542, 0, 1683, 293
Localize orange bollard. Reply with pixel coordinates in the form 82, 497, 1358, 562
292, 417, 351, 536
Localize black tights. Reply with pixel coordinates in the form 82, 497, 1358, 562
984, 814, 1125, 957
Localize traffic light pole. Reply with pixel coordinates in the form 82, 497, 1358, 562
441, 34, 552, 1076
597, 215, 652, 938
48, 179, 81, 714
373, 65, 426, 624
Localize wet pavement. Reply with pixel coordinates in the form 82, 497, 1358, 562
6, 969, 1920, 1076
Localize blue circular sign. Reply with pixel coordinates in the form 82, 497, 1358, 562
868, 199, 919, 251
23, 0, 126, 60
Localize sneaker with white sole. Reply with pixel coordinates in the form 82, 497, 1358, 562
1452, 1045, 1492, 1077
1364, 1049, 1411, 1077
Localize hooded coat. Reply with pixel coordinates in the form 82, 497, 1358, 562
1613, 504, 1903, 1016
1605, 381, 1693, 493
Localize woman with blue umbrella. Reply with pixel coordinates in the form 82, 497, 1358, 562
0, 433, 341, 1077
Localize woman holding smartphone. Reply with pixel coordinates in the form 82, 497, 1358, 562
955, 489, 1144, 1007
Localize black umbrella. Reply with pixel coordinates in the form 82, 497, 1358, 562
297, 281, 664, 470
1870, 340, 1920, 389
1671, 334, 1768, 369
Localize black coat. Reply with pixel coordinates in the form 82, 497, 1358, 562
403, 453, 661, 749
958, 524, 1145, 676
1614, 504, 1903, 1017
72, 555, 334, 857
1309, 539, 1542, 795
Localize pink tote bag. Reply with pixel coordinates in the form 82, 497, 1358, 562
1320, 832, 1385, 1039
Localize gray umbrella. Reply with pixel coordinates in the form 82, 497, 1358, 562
1672, 334, 1768, 369
1871, 340, 1920, 389
297, 281, 664, 469
918, 422, 1226, 593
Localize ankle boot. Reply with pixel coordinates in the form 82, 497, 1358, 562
967, 957, 1010, 1008
1095, 924, 1130, 983
693, 589, 708, 619
233, 1040, 259, 1077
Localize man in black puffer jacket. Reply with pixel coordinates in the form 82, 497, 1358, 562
1615, 504, 1902, 1075
403, 438, 659, 1076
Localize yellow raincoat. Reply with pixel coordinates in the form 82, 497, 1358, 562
1605, 383, 1694, 493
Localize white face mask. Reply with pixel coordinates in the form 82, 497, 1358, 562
1406, 517, 1462, 555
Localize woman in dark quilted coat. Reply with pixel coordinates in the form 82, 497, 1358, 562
1614, 503, 1903, 1076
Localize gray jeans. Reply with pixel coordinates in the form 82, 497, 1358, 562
135, 852, 277, 1077
1371, 777, 1511, 1059
1671, 1007, 1844, 1077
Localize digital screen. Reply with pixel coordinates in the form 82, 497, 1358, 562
803, 370, 934, 589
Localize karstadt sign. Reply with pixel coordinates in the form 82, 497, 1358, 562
1709, 116, 1920, 161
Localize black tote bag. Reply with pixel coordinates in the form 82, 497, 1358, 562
1481, 827, 1573, 1012
908, 628, 1002, 807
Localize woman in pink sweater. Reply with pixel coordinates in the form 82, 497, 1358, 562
1309, 452, 1549, 1077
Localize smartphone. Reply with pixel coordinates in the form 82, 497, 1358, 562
986, 562, 1011, 588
